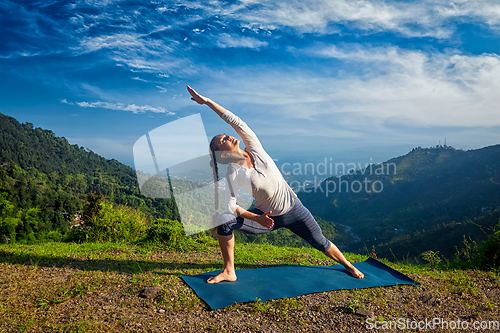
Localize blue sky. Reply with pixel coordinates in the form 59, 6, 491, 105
1, 0, 500, 168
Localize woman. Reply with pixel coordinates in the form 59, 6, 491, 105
187, 86, 364, 283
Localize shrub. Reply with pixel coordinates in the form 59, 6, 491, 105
0, 217, 19, 243
476, 227, 500, 269
64, 225, 88, 243
451, 221, 500, 270
421, 250, 442, 268
39, 230, 63, 242
86, 201, 148, 243
145, 219, 215, 252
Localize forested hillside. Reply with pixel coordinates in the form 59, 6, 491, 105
2, 110, 499, 265
374, 210, 500, 263
0, 112, 178, 243
299, 144, 500, 257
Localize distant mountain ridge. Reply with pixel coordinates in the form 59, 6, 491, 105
298, 144, 500, 257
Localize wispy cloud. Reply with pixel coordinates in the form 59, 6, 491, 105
215, 33, 268, 48
60, 99, 74, 105
197, 45, 500, 129
304, 45, 500, 127
434, 1, 500, 30
227, 0, 500, 37
132, 76, 150, 82
3, 0, 500, 161
3, 0, 499, 76
4, 0, 500, 59
64, 100, 174, 115
230, 0, 408, 33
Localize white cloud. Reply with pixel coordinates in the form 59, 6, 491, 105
5, 2, 500, 143
132, 76, 150, 82
7, 0, 500, 78
70, 100, 174, 114
6, 0, 500, 66
215, 33, 268, 48
76, 33, 158, 54
221, 0, 425, 37
199, 46, 500, 129
236, 0, 405, 31
223, 0, 500, 38
435, 1, 500, 29
71, 30, 190, 73
309, 45, 500, 127
60, 99, 74, 105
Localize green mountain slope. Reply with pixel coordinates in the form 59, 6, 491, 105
375, 211, 500, 262
298, 145, 500, 255
0, 112, 178, 242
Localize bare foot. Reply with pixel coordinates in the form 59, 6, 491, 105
206, 270, 237, 284
345, 265, 364, 279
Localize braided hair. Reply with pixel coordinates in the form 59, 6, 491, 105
209, 136, 222, 235
209, 135, 243, 235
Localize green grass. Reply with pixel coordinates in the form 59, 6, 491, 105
0, 241, 499, 332
234, 242, 366, 267
0, 240, 371, 331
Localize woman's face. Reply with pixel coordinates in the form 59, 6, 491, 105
215, 134, 239, 152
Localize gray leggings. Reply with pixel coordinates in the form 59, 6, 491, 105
216, 198, 331, 252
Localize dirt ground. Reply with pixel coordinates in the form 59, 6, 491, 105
0, 248, 499, 332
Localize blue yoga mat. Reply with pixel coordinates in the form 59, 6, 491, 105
181, 258, 419, 309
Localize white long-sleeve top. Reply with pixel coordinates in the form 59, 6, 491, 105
220, 110, 297, 216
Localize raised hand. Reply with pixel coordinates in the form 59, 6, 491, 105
187, 85, 208, 104
187, 85, 228, 116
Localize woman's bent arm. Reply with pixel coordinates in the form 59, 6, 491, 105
226, 168, 274, 228
236, 207, 274, 229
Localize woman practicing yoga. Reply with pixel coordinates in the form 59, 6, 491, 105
187, 86, 364, 283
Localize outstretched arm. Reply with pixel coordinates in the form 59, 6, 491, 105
187, 85, 263, 151
187, 85, 227, 117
